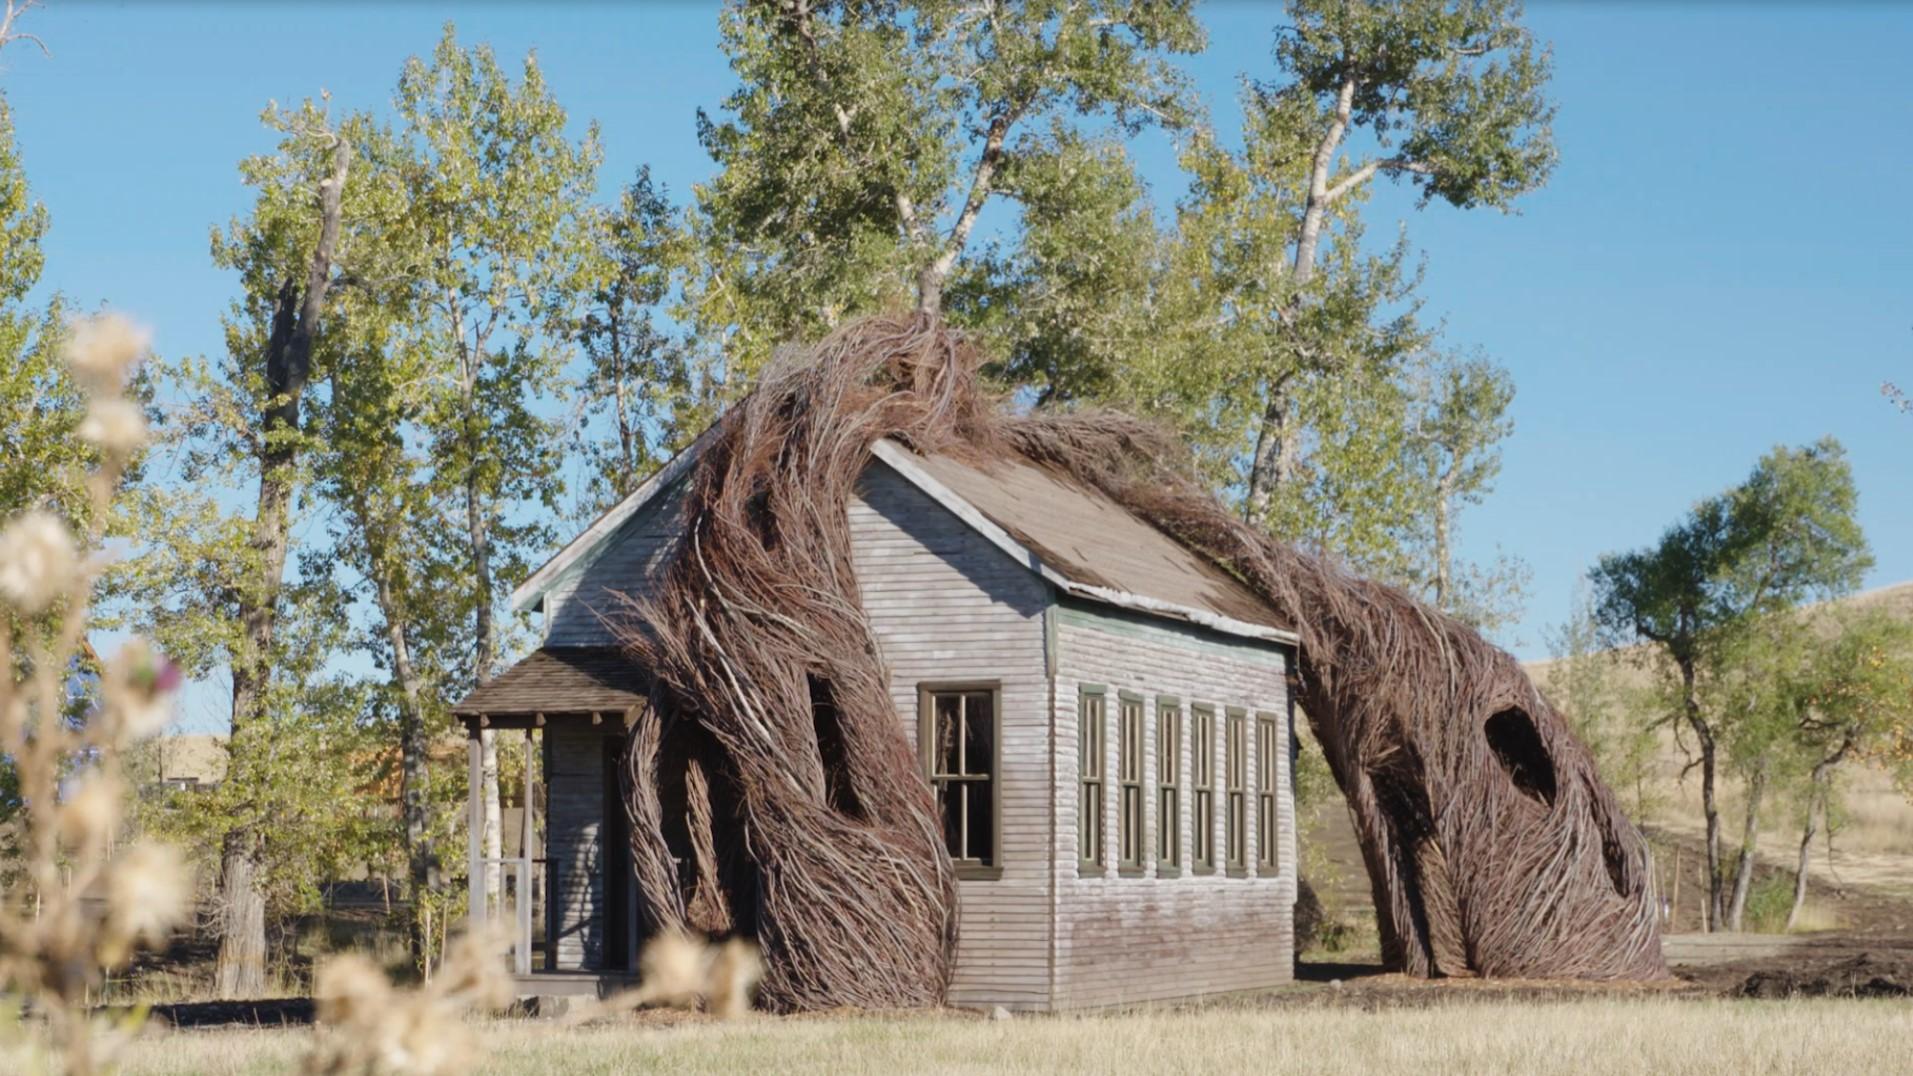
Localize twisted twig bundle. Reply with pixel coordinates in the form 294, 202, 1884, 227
614, 314, 1663, 1012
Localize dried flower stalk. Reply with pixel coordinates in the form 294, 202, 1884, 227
0, 314, 192, 1076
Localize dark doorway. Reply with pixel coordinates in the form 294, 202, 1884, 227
602, 736, 632, 971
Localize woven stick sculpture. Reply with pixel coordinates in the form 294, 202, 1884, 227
616, 314, 1664, 1011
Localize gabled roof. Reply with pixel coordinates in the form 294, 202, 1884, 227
512, 433, 1297, 647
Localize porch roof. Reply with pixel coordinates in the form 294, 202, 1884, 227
451, 646, 647, 723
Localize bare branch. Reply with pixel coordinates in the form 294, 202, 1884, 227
0, 0, 49, 57
1323, 156, 1436, 205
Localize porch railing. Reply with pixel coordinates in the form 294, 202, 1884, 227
467, 726, 540, 976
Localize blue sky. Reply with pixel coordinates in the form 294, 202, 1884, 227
5, 3, 1910, 730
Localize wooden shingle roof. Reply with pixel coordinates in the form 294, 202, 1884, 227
451, 646, 647, 719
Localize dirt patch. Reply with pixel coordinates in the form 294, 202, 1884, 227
1733, 953, 1913, 1000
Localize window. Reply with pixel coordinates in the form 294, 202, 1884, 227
1226, 709, 1248, 872
1156, 699, 1182, 872
1256, 712, 1281, 873
1190, 705, 1215, 873
920, 685, 998, 876
1078, 687, 1106, 874
1117, 693, 1145, 873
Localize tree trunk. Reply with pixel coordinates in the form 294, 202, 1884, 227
212, 839, 268, 997
1246, 377, 1300, 521
1725, 765, 1767, 931
611, 322, 636, 497
215, 134, 349, 999
1433, 470, 1455, 610
377, 577, 432, 966
1679, 658, 1725, 931
1245, 76, 1356, 520
459, 361, 505, 908
1786, 780, 1823, 932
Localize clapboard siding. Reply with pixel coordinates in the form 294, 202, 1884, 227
544, 482, 686, 647
545, 721, 607, 970
848, 461, 1055, 1011
1051, 601, 1296, 1008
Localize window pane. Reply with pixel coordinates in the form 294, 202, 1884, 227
965, 781, 993, 864
1158, 708, 1179, 785
962, 692, 993, 778
934, 692, 962, 777
938, 783, 963, 859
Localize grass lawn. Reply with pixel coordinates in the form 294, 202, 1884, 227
87, 996, 1913, 1075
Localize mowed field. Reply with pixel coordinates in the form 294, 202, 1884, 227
68, 996, 1913, 1076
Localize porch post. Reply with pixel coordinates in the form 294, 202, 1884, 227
466, 723, 485, 932
517, 727, 536, 976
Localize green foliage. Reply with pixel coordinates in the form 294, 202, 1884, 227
1277, 0, 1557, 211
571, 166, 698, 519
0, 94, 85, 531
1740, 870, 1795, 934
956, 127, 1159, 405
1592, 438, 1872, 666
687, 0, 1204, 378
391, 24, 603, 657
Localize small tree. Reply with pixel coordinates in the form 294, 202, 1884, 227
1591, 439, 1871, 930
1406, 351, 1526, 631
1543, 585, 1659, 820
571, 165, 692, 519
1783, 608, 1913, 929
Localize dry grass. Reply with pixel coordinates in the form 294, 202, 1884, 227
84, 998, 1913, 1076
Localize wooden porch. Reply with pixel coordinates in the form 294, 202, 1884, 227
451, 646, 649, 996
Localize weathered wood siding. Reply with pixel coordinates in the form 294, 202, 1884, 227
545, 721, 608, 970
848, 461, 1055, 1011
1051, 601, 1296, 1008
543, 482, 685, 647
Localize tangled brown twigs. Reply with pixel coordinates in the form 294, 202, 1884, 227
614, 314, 1664, 1012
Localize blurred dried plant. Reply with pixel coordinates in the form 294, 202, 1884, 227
0, 314, 191, 1075
302, 924, 515, 1076
305, 928, 763, 1074
564, 931, 765, 1025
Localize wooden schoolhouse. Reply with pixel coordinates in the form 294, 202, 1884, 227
453, 431, 1300, 1011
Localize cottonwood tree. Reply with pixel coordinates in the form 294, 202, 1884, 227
388, 26, 600, 908
1591, 439, 1871, 931
105, 98, 369, 997
572, 166, 692, 518
955, 128, 1161, 407
688, 0, 1204, 377
1240, 0, 1555, 520
1406, 352, 1526, 631
312, 305, 470, 966
1147, 102, 1434, 576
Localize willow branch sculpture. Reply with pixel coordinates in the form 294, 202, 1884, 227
614, 314, 1664, 1011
